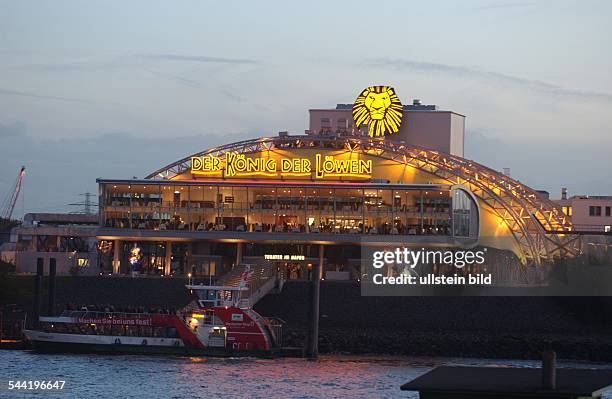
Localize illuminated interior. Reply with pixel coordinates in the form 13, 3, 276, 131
100, 182, 460, 237
98, 134, 578, 267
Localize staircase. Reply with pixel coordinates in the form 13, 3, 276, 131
216, 263, 283, 308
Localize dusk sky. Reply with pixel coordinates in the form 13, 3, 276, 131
1, 0, 611, 217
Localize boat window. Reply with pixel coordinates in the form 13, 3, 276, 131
153, 327, 166, 338
125, 325, 139, 336
68, 324, 82, 334
139, 326, 153, 337
111, 325, 125, 336
86, 324, 97, 335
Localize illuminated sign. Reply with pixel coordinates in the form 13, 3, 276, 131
75, 317, 152, 326
191, 152, 372, 179
264, 254, 305, 261
352, 85, 403, 137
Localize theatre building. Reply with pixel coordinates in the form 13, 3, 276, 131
95, 88, 577, 283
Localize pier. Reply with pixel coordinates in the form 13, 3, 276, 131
401, 353, 612, 399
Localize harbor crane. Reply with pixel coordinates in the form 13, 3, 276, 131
1, 166, 26, 220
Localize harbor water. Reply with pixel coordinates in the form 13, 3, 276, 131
1, 351, 612, 398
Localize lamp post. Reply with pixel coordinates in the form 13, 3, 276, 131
187, 272, 192, 286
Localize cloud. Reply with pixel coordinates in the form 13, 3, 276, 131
145, 69, 245, 102
465, 130, 612, 197
0, 88, 99, 104
136, 54, 257, 65
370, 58, 612, 103
0, 122, 257, 217
145, 69, 203, 88
1, 53, 258, 73
0, 121, 27, 138
462, 2, 542, 12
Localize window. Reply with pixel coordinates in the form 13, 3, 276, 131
589, 206, 601, 216
452, 189, 478, 238
606, 206, 611, 217
562, 206, 572, 216
605, 226, 611, 233
320, 118, 331, 128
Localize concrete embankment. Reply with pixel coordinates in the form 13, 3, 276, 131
2, 276, 611, 361
256, 281, 612, 361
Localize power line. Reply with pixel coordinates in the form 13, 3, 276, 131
68, 192, 98, 215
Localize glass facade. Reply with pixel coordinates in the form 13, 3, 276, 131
452, 188, 479, 238
99, 182, 469, 237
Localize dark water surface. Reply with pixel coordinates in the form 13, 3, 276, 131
2, 351, 612, 398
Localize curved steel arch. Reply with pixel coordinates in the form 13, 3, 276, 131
146, 135, 579, 265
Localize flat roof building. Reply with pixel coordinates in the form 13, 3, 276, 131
555, 190, 612, 233
309, 100, 465, 157
7, 213, 99, 275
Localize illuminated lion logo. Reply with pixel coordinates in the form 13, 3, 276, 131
352, 86, 403, 137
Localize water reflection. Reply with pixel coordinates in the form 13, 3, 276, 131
3, 352, 612, 399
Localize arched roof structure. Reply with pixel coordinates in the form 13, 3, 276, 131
146, 135, 579, 265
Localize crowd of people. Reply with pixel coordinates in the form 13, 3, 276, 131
105, 218, 453, 236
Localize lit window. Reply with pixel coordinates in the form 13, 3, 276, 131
605, 226, 611, 233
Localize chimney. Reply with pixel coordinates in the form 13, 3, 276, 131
542, 351, 557, 390
561, 187, 567, 200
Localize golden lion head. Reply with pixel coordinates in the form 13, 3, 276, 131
352, 86, 403, 137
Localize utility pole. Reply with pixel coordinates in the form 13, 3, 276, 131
68, 192, 97, 215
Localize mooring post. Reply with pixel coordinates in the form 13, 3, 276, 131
542, 350, 557, 390
306, 244, 323, 358
48, 258, 57, 316
33, 258, 44, 329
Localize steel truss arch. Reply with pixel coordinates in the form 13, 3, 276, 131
146, 135, 578, 265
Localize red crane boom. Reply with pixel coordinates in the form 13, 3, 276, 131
1, 166, 26, 220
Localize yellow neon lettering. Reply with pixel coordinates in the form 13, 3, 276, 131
192, 153, 371, 179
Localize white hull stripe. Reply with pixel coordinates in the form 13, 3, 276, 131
23, 330, 185, 347
227, 332, 266, 336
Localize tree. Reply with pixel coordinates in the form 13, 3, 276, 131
0, 259, 16, 276
0, 218, 20, 231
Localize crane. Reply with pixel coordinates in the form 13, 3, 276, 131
1, 166, 26, 220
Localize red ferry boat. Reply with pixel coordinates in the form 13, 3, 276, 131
23, 268, 283, 357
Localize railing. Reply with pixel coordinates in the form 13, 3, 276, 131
102, 218, 454, 236
265, 317, 285, 347
58, 310, 172, 318
215, 263, 281, 307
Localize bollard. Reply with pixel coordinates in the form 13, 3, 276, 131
33, 258, 44, 329
48, 258, 57, 316
306, 245, 323, 358
542, 351, 557, 390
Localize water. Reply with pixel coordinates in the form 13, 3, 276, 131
2, 351, 612, 399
